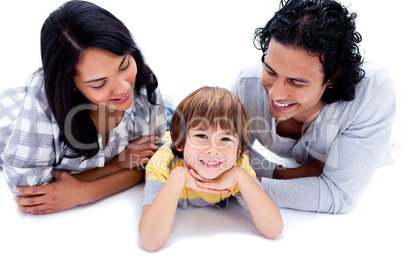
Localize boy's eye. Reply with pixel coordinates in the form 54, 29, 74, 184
221, 137, 232, 142
195, 134, 207, 139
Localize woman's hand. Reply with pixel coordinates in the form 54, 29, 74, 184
112, 136, 160, 169
14, 171, 88, 215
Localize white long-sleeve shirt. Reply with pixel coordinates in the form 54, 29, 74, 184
231, 62, 396, 214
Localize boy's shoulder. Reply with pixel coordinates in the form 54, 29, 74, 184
235, 153, 256, 178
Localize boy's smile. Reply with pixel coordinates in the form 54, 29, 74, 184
177, 124, 241, 180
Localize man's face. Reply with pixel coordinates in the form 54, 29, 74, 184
261, 39, 330, 123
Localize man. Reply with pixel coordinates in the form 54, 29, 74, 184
231, 0, 396, 213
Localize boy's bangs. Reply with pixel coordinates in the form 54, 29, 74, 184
188, 98, 241, 134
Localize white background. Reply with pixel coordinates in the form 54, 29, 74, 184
0, 1, 401, 271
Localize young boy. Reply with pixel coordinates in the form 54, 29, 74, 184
138, 87, 283, 251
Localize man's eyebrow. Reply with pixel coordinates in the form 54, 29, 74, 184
263, 60, 311, 84
84, 55, 128, 84
263, 61, 275, 73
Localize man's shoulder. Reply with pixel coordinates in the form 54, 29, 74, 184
355, 61, 394, 99
237, 61, 263, 80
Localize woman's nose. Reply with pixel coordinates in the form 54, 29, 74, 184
114, 76, 130, 95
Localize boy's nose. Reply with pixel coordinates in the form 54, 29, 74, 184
205, 144, 220, 155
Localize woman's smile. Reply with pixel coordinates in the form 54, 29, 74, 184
110, 91, 131, 104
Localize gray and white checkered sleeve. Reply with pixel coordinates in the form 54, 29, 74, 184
3, 88, 56, 193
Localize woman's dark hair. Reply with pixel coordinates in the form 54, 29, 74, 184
40, 0, 158, 158
254, 0, 365, 103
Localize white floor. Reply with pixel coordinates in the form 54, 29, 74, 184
1, 1, 401, 270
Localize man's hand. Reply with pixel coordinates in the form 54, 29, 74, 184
273, 159, 325, 179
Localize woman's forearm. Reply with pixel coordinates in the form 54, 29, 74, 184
73, 160, 123, 182
81, 168, 144, 204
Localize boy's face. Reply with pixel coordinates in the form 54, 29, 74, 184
176, 123, 241, 180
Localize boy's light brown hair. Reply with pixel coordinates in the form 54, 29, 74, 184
170, 86, 249, 157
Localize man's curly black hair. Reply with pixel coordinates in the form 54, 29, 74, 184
254, 0, 365, 104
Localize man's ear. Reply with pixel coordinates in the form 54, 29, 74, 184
327, 71, 339, 88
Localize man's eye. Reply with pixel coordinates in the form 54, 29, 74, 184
290, 80, 304, 87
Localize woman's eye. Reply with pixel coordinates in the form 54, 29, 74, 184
92, 81, 107, 89
120, 58, 130, 71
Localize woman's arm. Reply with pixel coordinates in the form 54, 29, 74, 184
14, 168, 144, 215
14, 135, 160, 215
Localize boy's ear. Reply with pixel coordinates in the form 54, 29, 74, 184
237, 149, 242, 159
176, 144, 183, 152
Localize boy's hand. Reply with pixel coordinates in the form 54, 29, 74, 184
188, 166, 246, 193
173, 167, 231, 194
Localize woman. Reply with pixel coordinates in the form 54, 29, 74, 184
0, 0, 167, 214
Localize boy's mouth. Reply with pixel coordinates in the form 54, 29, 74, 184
200, 160, 222, 168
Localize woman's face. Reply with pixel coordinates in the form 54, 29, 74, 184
260, 39, 330, 123
73, 48, 137, 112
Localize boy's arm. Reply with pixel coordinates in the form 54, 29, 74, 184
195, 166, 283, 239
138, 167, 187, 252
236, 169, 283, 239
139, 166, 229, 251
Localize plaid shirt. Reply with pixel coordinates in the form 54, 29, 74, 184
0, 72, 167, 194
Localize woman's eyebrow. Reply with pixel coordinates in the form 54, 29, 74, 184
84, 55, 128, 84
118, 54, 128, 69
84, 77, 107, 84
